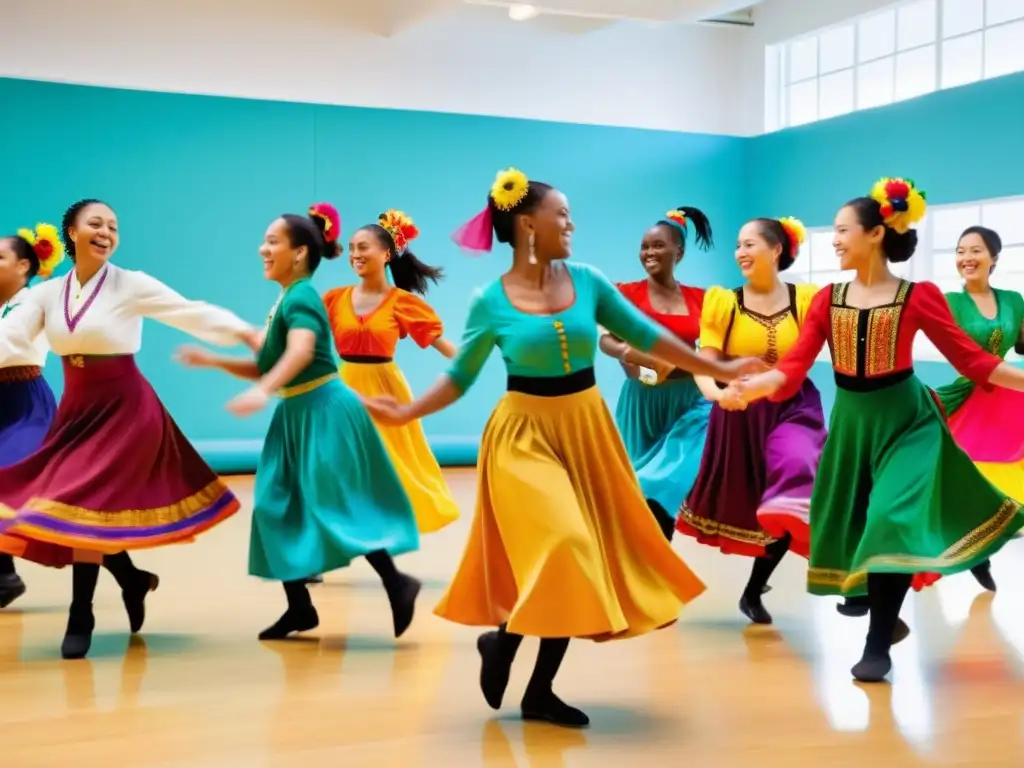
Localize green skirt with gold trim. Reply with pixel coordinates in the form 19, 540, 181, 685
808, 374, 1024, 597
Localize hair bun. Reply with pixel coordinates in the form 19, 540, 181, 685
308, 202, 341, 244
777, 216, 806, 260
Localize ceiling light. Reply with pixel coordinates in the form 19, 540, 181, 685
508, 3, 539, 21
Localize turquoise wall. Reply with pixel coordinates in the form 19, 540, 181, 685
745, 71, 1024, 409
0, 77, 745, 471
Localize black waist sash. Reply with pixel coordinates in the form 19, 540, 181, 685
834, 368, 914, 392
340, 354, 392, 364
507, 367, 596, 397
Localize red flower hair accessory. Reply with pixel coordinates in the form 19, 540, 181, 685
665, 210, 688, 229
379, 210, 419, 255
308, 203, 341, 243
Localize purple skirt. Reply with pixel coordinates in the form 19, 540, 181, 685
677, 380, 826, 558
0, 367, 57, 468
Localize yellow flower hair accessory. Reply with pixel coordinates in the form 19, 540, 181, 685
777, 216, 806, 257
16, 223, 65, 279
490, 167, 529, 212
378, 209, 419, 255
869, 177, 927, 234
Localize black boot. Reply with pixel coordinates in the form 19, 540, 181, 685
104, 552, 159, 634
521, 638, 589, 728
62, 564, 99, 660
477, 623, 523, 709
259, 580, 319, 640
970, 560, 996, 591
366, 550, 421, 638
837, 595, 871, 617
740, 535, 790, 624
0, 555, 25, 609
851, 573, 912, 683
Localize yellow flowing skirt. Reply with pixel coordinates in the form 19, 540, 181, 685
434, 386, 706, 641
340, 361, 460, 534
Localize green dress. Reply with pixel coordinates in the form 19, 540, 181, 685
248, 278, 418, 581
767, 280, 1024, 597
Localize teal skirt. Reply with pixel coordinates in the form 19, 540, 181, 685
249, 377, 420, 581
614, 375, 711, 518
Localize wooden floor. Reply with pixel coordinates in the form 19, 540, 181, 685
2, 469, 1024, 766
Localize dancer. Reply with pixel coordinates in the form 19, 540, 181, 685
322, 209, 459, 534
0, 224, 65, 608
0, 198, 254, 659
599, 206, 714, 540
176, 203, 422, 640
935, 226, 1023, 592
363, 167, 763, 727
676, 216, 826, 625
728, 178, 1024, 683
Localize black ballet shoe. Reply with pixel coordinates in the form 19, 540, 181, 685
836, 596, 871, 617
478, 631, 514, 709
971, 563, 996, 592
257, 606, 319, 640
739, 593, 773, 625
61, 604, 96, 660
891, 618, 910, 646
0, 573, 26, 609
851, 651, 892, 683
521, 690, 590, 728
122, 570, 160, 634
387, 574, 422, 638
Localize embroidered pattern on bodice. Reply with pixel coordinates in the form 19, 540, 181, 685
829, 280, 912, 377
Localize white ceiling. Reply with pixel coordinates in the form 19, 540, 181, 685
330, 0, 761, 36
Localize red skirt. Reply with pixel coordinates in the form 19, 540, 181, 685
0, 355, 239, 567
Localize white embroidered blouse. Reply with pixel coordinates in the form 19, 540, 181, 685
0, 263, 253, 362
0, 287, 49, 368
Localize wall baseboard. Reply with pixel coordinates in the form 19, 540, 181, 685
195, 436, 480, 475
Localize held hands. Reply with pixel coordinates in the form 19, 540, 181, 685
226, 385, 270, 417
361, 394, 413, 427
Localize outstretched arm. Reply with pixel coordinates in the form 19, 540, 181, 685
430, 336, 457, 359
176, 345, 261, 380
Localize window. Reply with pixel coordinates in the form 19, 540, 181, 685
765, 0, 1024, 132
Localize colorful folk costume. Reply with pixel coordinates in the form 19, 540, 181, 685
772, 279, 1024, 663
0, 224, 65, 608
323, 211, 458, 535
250, 278, 422, 639
0, 263, 250, 658
936, 288, 1024, 501
613, 280, 710, 538
677, 278, 827, 621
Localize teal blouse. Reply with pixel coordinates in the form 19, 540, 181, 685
935, 287, 1024, 414
446, 261, 663, 393
257, 279, 339, 388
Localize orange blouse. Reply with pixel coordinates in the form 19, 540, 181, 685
322, 286, 443, 359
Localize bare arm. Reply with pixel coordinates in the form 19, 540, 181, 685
431, 336, 458, 359
693, 347, 725, 402
255, 329, 316, 395
208, 356, 262, 381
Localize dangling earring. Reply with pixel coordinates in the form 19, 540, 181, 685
528, 232, 537, 265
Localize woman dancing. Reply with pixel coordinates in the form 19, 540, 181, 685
176, 203, 422, 640
934, 226, 1024, 592
0, 224, 65, 608
676, 216, 826, 625
598, 207, 714, 540
729, 178, 1024, 682
363, 168, 763, 727
322, 209, 460, 535
0, 199, 254, 659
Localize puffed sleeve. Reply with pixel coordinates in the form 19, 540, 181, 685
697, 286, 737, 352
794, 282, 821, 325
395, 291, 444, 348
282, 283, 330, 334
769, 285, 832, 402
321, 287, 344, 320
126, 270, 254, 347
0, 283, 46, 363
446, 289, 496, 394
912, 281, 1002, 386
584, 266, 661, 353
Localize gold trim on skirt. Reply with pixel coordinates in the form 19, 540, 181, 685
434, 386, 706, 641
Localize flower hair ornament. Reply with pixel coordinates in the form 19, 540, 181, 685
17, 223, 65, 279
869, 177, 927, 234
451, 166, 531, 254
777, 216, 807, 257
665, 209, 688, 229
308, 203, 342, 244
378, 209, 420, 256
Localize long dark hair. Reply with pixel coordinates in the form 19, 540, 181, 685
360, 223, 443, 296
659, 205, 714, 252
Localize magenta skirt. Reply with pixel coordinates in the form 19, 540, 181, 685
0, 355, 239, 567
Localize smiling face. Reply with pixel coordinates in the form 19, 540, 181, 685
735, 221, 780, 282
520, 189, 574, 261
348, 227, 391, 280
640, 223, 682, 279
956, 231, 994, 283
259, 218, 303, 283
832, 204, 883, 271
68, 202, 118, 263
